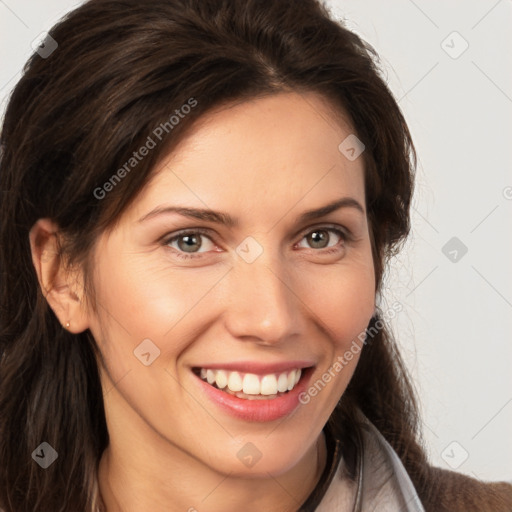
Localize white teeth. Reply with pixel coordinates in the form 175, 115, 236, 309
260, 374, 278, 395
277, 372, 289, 393
242, 374, 260, 394
197, 367, 303, 396
227, 371, 243, 392
216, 370, 228, 389
287, 371, 295, 391
206, 369, 216, 385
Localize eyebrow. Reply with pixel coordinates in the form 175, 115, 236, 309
137, 197, 365, 226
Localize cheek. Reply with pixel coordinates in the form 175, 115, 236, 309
303, 251, 376, 348
89, 249, 230, 364
296, 257, 374, 425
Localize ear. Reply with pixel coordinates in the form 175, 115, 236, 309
28, 218, 90, 333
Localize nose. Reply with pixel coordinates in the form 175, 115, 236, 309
222, 246, 302, 345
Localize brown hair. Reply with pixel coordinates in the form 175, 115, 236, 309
0, 0, 438, 510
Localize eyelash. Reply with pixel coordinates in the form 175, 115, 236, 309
161, 225, 351, 261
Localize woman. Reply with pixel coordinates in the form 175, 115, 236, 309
0, 0, 510, 510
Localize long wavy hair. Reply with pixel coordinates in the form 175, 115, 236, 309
0, 0, 431, 510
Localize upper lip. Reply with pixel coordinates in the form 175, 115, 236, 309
192, 361, 315, 375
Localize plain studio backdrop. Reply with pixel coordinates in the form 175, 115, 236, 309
1, 0, 511, 483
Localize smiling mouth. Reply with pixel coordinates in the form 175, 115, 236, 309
192, 366, 312, 400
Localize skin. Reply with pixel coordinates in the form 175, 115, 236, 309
29, 91, 376, 512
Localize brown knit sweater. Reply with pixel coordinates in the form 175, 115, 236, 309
419, 466, 512, 512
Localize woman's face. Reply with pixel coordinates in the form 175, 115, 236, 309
86, 91, 375, 476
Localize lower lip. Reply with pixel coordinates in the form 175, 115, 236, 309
193, 367, 314, 422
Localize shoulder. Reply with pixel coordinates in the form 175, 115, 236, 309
355, 412, 512, 512
348, 409, 512, 512
421, 465, 512, 512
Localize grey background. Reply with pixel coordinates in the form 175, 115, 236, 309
1, 0, 511, 482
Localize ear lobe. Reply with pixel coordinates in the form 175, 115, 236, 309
28, 218, 90, 333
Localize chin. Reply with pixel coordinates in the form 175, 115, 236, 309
204, 437, 311, 478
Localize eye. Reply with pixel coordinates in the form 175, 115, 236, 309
295, 226, 348, 253
163, 229, 217, 260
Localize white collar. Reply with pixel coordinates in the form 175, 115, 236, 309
315, 413, 425, 512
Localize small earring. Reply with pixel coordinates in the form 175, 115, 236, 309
65, 321, 70, 329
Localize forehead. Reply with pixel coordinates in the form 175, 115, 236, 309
127, 91, 366, 225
